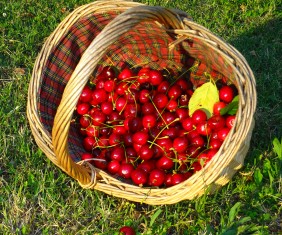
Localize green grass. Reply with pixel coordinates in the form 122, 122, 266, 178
0, 0, 281, 234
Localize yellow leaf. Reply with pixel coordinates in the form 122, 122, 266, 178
188, 82, 219, 118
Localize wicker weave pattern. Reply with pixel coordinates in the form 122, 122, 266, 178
27, 0, 256, 205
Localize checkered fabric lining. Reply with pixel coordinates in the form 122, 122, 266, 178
38, 10, 234, 162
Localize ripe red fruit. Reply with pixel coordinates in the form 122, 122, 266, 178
79, 115, 91, 128
85, 125, 99, 137
148, 169, 166, 187
219, 85, 234, 103
99, 66, 116, 79
137, 160, 156, 173
131, 169, 148, 186
209, 139, 223, 150
139, 89, 151, 103
196, 122, 212, 136
168, 84, 182, 100
217, 127, 230, 141
207, 115, 226, 131
91, 110, 106, 126
171, 173, 185, 186
213, 101, 227, 115
156, 155, 174, 170
118, 67, 134, 81
139, 144, 154, 160
141, 102, 155, 115
166, 99, 178, 112
142, 114, 157, 129
104, 79, 116, 92
119, 226, 136, 235
76, 103, 90, 115
81, 153, 94, 163
173, 137, 189, 153
149, 70, 163, 86
157, 80, 170, 93
153, 93, 168, 109
109, 133, 123, 146
83, 136, 96, 151
118, 163, 134, 179
191, 109, 207, 124
137, 67, 150, 84
79, 86, 92, 103
101, 101, 114, 115
115, 97, 127, 112
226, 115, 236, 129
107, 160, 120, 174
91, 88, 108, 105
133, 131, 149, 145
110, 146, 125, 161
190, 135, 205, 148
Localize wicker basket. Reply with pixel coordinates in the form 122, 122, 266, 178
27, 0, 256, 205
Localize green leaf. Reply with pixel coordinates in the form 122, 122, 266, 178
188, 82, 219, 118
254, 168, 263, 185
229, 202, 241, 223
273, 138, 282, 160
150, 209, 162, 227
220, 96, 239, 116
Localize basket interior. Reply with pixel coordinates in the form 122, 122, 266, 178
38, 10, 235, 162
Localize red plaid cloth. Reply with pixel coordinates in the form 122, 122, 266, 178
38, 10, 233, 161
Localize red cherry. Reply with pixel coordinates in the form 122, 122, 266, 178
155, 138, 173, 152
109, 133, 123, 146
171, 173, 185, 186
219, 85, 234, 103
153, 93, 169, 109
132, 131, 149, 145
118, 67, 134, 81
168, 84, 182, 100
141, 102, 155, 115
115, 97, 127, 112
149, 70, 163, 86
137, 160, 156, 173
91, 110, 106, 126
190, 135, 206, 148
104, 79, 116, 92
157, 80, 170, 93
217, 127, 230, 141
207, 115, 226, 131
107, 160, 120, 174
110, 146, 125, 161
99, 66, 116, 79
176, 78, 192, 91
131, 169, 148, 186
176, 108, 189, 121
213, 101, 227, 115
124, 103, 140, 118
179, 94, 189, 106
85, 125, 99, 137
119, 226, 136, 235
173, 137, 189, 153
101, 101, 114, 115
112, 125, 127, 135
164, 174, 173, 187
161, 127, 179, 139
91, 88, 107, 105
76, 103, 90, 115
115, 82, 128, 95
148, 169, 166, 187
166, 99, 178, 112
156, 155, 174, 170
142, 114, 157, 129
191, 110, 207, 124
81, 153, 94, 164
139, 144, 154, 160
181, 117, 194, 131
137, 67, 150, 84
186, 145, 201, 158
209, 139, 223, 150
118, 163, 134, 179
196, 122, 212, 136
79, 86, 92, 103
128, 117, 143, 133
139, 89, 151, 103
226, 115, 236, 129
79, 115, 91, 128
83, 136, 96, 151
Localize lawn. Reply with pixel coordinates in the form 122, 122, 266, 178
0, 0, 281, 234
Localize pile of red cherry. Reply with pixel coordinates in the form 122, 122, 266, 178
75, 66, 237, 187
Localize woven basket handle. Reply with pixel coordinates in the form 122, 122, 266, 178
52, 5, 190, 186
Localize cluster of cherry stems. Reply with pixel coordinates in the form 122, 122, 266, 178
75, 66, 236, 188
